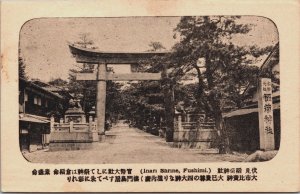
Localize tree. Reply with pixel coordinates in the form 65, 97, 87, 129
19, 49, 27, 79
120, 80, 164, 135
68, 68, 96, 113
115, 42, 167, 132
136, 42, 177, 140
148, 41, 166, 51
105, 80, 125, 124
48, 78, 68, 87
68, 33, 97, 112
167, 16, 273, 153
74, 33, 95, 48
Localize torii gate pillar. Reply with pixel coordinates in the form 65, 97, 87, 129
96, 63, 107, 139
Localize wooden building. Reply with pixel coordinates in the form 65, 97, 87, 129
19, 78, 71, 152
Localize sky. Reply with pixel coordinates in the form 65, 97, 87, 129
20, 16, 278, 82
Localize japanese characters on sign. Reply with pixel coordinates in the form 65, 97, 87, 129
258, 78, 275, 150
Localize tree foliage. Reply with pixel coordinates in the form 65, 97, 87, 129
19, 49, 27, 80
68, 33, 97, 114
148, 41, 166, 51
120, 80, 164, 134
48, 78, 68, 87
155, 16, 275, 152
74, 33, 95, 49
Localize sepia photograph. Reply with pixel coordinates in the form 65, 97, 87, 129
18, 16, 280, 163
1, 0, 300, 192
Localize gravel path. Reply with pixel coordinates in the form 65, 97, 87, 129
23, 122, 247, 163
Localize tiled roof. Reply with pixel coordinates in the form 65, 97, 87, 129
21, 79, 66, 100
19, 113, 49, 123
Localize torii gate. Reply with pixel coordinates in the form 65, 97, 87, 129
68, 44, 171, 140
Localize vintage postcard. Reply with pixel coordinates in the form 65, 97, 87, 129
1, 0, 299, 192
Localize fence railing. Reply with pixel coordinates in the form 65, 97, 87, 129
181, 122, 215, 130
175, 114, 216, 131
50, 116, 97, 133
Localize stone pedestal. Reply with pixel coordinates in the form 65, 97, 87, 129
172, 113, 219, 153
49, 105, 98, 151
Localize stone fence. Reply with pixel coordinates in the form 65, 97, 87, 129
50, 116, 97, 133
49, 116, 98, 151
173, 114, 219, 153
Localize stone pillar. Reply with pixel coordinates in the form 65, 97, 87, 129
96, 63, 107, 140
186, 114, 190, 122
89, 116, 93, 132
178, 114, 182, 131
82, 115, 86, 123
69, 121, 74, 132
258, 78, 275, 150
162, 65, 175, 142
50, 116, 55, 132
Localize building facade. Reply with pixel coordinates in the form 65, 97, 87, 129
19, 78, 71, 152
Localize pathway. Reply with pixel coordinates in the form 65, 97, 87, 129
23, 122, 247, 163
